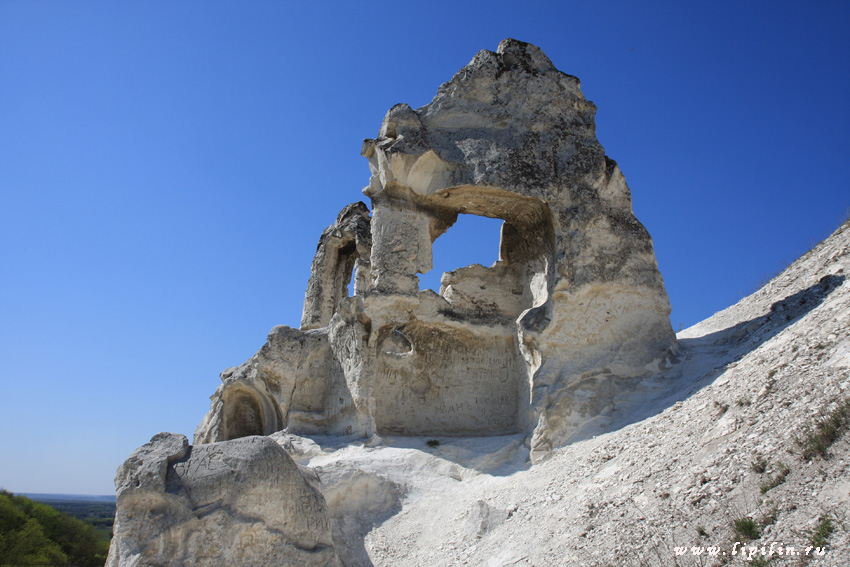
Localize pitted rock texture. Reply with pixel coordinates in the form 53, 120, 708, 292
106, 433, 341, 567
196, 39, 675, 457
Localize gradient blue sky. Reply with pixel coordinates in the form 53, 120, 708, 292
2, 2, 848, 494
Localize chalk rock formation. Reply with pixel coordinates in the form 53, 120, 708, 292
195, 39, 676, 459
107, 433, 340, 567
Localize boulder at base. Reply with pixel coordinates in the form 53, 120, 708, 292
106, 432, 341, 567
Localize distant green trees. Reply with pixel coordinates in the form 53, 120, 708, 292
0, 489, 109, 566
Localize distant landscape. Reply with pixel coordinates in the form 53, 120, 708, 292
23, 494, 116, 542
0, 490, 112, 566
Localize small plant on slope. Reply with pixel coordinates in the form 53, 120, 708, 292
759, 462, 789, 494
810, 515, 834, 549
733, 517, 760, 541
799, 398, 850, 459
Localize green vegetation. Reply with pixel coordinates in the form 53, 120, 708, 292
732, 516, 760, 541
426, 439, 440, 447
799, 398, 850, 460
33, 499, 115, 542
0, 489, 110, 566
759, 462, 789, 494
810, 515, 834, 549
760, 507, 778, 527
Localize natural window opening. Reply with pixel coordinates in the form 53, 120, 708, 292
347, 263, 356, 296
419, 213, 504, 294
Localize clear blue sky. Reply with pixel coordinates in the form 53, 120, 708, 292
1, 2, 848, 494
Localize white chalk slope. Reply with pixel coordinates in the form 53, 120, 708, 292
289, 220, 850, 567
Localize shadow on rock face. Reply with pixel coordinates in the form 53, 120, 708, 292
682, 273, 845, 354
317, 463, 404, 567
279, 432, 533, 567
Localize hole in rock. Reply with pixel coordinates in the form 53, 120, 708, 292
420, 213, 503, 293
347, 263, 356, 296
382, 329, 413, 355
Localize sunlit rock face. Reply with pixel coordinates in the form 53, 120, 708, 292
195, 39, 676, 460
107, 433, 341, 567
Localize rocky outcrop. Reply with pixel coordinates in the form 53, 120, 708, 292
196, 39, 676, 458
107, 433, 341, 567
108, 40, 850, 567
107, 39, 850, 566
358, 39, 676, 457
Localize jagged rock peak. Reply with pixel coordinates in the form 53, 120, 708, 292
117, 39, 683, 567
363, 39, 599, 199
495, 38, 557, 72
438, 39, 572, 99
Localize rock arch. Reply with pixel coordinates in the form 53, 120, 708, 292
301, 202, 372, 330
426, 185, 557, 318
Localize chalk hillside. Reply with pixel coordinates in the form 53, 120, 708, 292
295, 220, 850, 567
